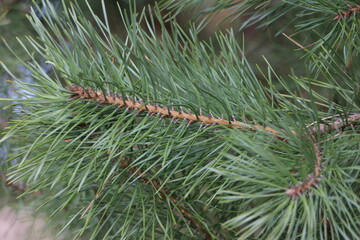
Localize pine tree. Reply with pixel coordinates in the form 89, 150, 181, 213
1, 0, 359, 239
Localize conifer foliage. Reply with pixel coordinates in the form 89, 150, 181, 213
1, 0, 359, 239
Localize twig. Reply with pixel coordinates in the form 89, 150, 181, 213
282, 33, 320, 50
308, 113, 360, 135
81, 175, 114, 218
284, 113, 360, 199
120, 157, 213, 239
286, 113, 360, 199
80, 154, 214, 238
0, 173, 40, 196
67, 85, 282, 137
334, 5, 360, 20
282, 33, 306, 49
0, 118, 9, 129
0, 173, 27, 192
285, 140, 323, 199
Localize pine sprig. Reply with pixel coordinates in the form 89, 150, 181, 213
0, 0, 359, 239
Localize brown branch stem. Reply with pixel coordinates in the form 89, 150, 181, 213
285, 140, 323, 199
67, 85, 282, 136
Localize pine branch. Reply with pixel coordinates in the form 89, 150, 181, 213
1, 0, 359, 238
68, 84, 360, 201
